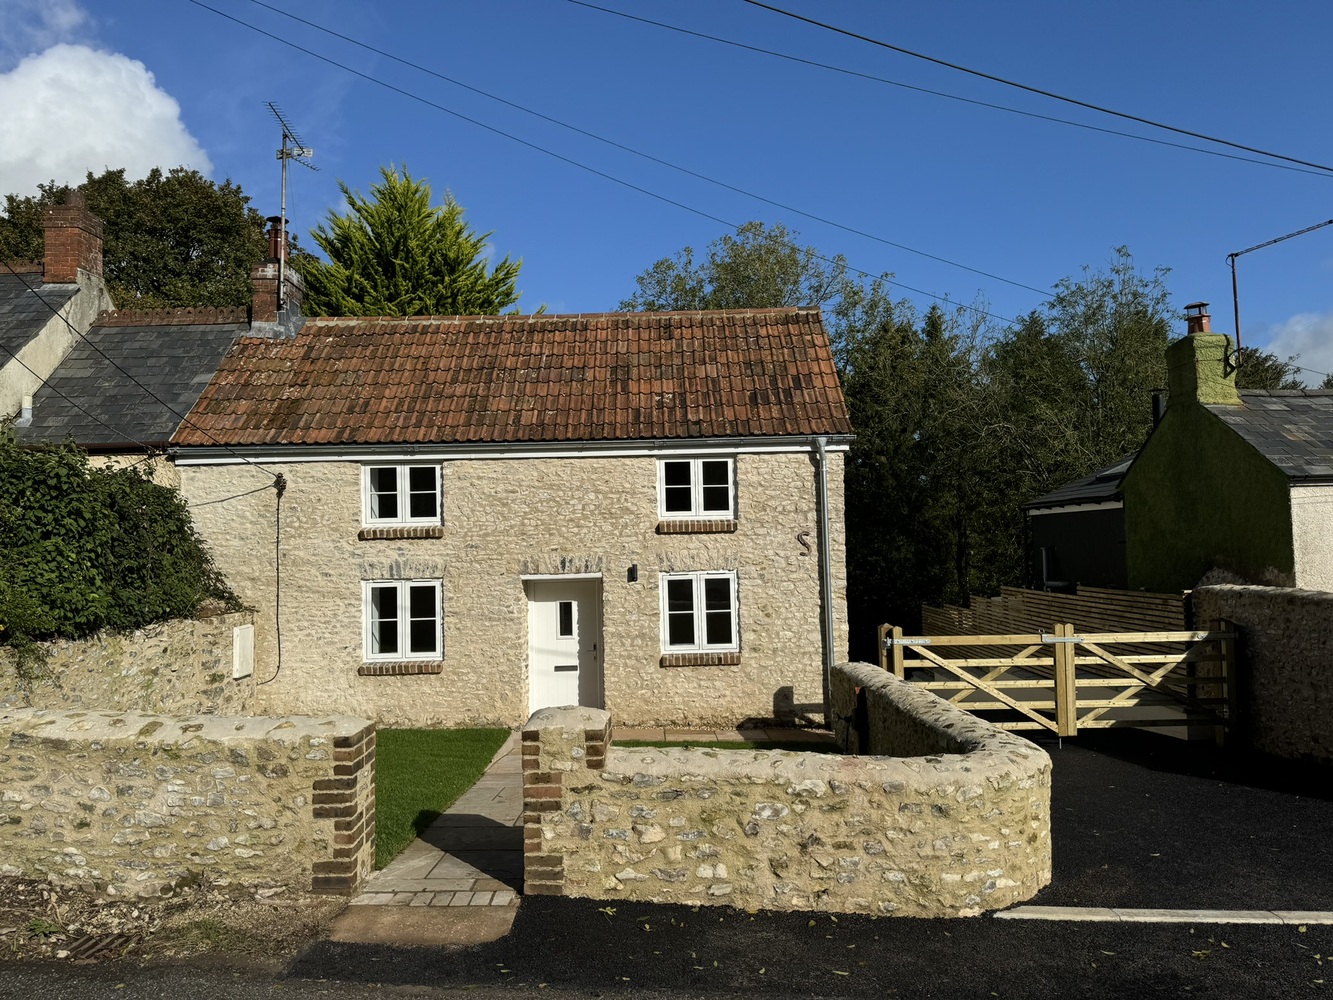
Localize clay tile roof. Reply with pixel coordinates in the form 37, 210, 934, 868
172, 308, 851, 448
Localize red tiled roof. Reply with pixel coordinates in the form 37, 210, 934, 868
172, 308, 851, 447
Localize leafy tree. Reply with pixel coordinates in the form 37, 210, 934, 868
0, 167, 268, 307
1235, 349, 1305, 390
620, 220, 855, 313
296, 166, 525, 317
0, 434, 239, 680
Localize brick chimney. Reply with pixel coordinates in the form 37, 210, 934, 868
250, 215, 304, 330
1166, 301, 1241, 407
42, 191, 103, 284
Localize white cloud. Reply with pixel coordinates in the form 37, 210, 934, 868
0, 43, 210, 196
1264, 311, 1333, 385
0, 0, 91, 67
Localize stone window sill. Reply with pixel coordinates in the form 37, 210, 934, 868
655, 519, 738, 535
358, 660, 443, 676
660, 651, 741, 668
358, 525, 445, 541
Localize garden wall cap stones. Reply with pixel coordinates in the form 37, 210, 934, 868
0, 708, 373, 745
524, 706, 612, 737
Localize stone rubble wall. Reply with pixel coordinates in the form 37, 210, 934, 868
521, 671, 1051, 917
1194, 584, 1333, 765
0, 612, 256, 717
0, 708, 376, 898
180, 451, 846, 729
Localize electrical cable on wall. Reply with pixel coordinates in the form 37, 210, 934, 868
258, 473, 286, 686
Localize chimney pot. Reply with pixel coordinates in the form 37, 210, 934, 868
265, 216, 287, 261
1184, 301, 1211, 335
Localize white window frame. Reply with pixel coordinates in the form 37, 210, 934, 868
361, 464, 441, 526
362, 580, 443, 662
657, 457, 735, 519
659, 571, 739, 653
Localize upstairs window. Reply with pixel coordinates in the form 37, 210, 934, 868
363, 580, 442, 661
363, 464, 440, 526
658, 458, 734, 519
660, 572, 739, 652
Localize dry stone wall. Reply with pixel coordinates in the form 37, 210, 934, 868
0, 613, 255, 717
1194, 584, 1333, 764
0, 709, 375, 898
521, 674, 1051, 917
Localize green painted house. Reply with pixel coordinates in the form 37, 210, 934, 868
1123, 306, 1333, 593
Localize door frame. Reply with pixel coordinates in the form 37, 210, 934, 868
522, 574, 604, 715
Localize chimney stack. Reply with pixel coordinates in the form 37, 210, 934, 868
42, 191, 103, 284
1166, 300, 1240, 407
250, 215, 303, 331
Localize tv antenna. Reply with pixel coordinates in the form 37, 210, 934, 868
266, 102, 317, 309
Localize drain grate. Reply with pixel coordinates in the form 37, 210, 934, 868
65, 933, 139, 962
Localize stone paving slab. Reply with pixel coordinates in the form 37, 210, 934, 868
348, 725, 834, 921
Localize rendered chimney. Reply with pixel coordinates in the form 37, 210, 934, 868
1166, 300, 1240, 407
42, 191, 103, 284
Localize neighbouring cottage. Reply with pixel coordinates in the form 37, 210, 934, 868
0, 193, 114, 420
170, 308, 852, 729
7, 217, 305, 485
1123, 303, 1333, 592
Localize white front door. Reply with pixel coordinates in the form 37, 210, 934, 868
527, 579, 603, 716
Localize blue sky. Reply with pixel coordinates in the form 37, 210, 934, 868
3, 0, 1331, 374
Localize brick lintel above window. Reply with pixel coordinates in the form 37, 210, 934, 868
358, 661, 444, 677
358, 525, 446, 541
660, 651, 742, 668
655, 518, 738, 535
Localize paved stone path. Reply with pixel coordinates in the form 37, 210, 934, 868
347, 725, 835, 911
350, 732, 523, 909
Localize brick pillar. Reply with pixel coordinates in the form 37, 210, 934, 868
522, 706, 612, 896
310, 722, 377, 894
42, 192, 103, 283
250, 217, 304, 327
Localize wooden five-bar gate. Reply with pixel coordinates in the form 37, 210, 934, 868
878, 622, 1237, 738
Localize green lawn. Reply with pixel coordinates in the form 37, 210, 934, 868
615, 739, 841, 753
373, 727, 510, 869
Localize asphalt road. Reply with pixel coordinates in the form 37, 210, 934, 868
5, 729, 1331, 999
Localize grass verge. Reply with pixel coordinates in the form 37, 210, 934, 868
616, 739, 840, 753
374, 727, 511, 869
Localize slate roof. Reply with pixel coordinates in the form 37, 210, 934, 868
1205, 389, 1333, 481
172, 308, 852, 448
15, 318, 250, 448
1024, 455, 1134, 511
0, 271, 78, 361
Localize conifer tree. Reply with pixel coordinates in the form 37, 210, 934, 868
296, 166, 524, 317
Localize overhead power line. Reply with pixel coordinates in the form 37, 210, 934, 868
243, 0, 1047, 297
188, 0, 1024, 326
563, 0, 1332, 179
737, 0, 1333, 176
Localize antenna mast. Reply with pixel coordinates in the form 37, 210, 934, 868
265, 102, 317, 310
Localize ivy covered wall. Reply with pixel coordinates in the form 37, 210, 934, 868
1123, 402, 1292, 592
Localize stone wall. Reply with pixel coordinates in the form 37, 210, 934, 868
180, 449, 847, 729
0, 709, 376, 898
0, 613, 256, 717
1194, 584, 1333, 764
520, 675, 1051, 917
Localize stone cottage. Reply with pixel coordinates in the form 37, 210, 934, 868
171, 308, 852, 728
